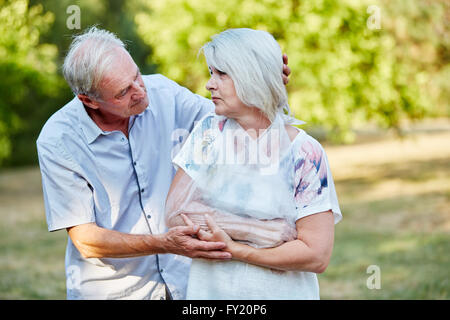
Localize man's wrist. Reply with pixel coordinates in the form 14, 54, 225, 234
144, 233, 168, 255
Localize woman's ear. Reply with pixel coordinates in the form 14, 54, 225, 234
78, 94, 100, 110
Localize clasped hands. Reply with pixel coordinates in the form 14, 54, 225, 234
165, 212, 295, 262
182, 213, 235, 253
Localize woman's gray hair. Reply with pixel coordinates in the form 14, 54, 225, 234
62, 26, 126, 98
201, 28, 290, 122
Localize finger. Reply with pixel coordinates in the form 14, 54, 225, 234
195, 250, 232, 260
197, 229, 213, 241
191, 238, 226, 251
204, 214, 220, 233
179, 224, 200, 236
282, 74, 289, 85
283, 64, 291, 76
181, 214, 194, 227
283, 53, 288, 65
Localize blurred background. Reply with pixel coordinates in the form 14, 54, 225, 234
0, 0, 448, 299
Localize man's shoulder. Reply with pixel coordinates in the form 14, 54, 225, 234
142, 73, 180, 91
37, 96, 82, 147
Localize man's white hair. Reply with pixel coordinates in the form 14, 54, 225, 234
201, 28, 289, 122
62, 26, 126, 98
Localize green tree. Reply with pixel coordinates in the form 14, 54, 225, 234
0, 0, 59, 165
135, 0, 448, 142
35, 0, 157, 75
1, 0, 157, 167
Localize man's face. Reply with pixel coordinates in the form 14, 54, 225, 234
90, 47, 149, 119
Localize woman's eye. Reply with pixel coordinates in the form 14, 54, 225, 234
217, 70, 226, 75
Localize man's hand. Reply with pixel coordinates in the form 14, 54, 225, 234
161, 222, 232, 260
67, 222, 231, 260
282, 53, 291, 85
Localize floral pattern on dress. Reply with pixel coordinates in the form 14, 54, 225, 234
294, 138, 328, 208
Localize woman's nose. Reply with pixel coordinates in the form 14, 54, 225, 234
206, 77, 217, 91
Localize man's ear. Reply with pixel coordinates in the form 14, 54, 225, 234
78, 94, 100, 110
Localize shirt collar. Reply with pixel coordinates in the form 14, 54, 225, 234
75, 97, 104, 145
76, 96, 151, 144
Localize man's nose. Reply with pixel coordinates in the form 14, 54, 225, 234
131, 80, 146, 99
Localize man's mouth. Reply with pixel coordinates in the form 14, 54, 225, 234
131, 97, 145, 107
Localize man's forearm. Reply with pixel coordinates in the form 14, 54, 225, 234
67, 223, 166, 259
67, 221, 231, 260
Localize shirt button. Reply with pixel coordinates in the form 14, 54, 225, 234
133, 161, 137, 166
160, 269, 164, 273
147, 214, 151, 219
141, 188, 145, 193
160, 296, 165, 300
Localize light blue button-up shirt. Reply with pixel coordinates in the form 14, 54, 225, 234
36, 74, 213, 299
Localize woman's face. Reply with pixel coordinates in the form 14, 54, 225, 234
205, 66, 248, 118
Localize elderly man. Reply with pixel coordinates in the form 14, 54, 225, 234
37, 27, 290, 300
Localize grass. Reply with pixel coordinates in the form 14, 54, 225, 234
0, 167, 66, 299
0, 128, 449, 299
318, 130, 450, 299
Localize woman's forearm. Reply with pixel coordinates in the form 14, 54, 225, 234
230, 239, 327, 273
229, 211, 335, 273
169, 203, 296, 248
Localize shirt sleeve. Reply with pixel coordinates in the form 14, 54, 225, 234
162, 76, 214, 133
293, 136, 342, 224
37, 140, 96, 232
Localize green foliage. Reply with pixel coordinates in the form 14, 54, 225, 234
34, 0, 157, 75
1, 0, 157, 167
0, 0, 60, 165
0, 0, 447, 167
135, 0, 448, 142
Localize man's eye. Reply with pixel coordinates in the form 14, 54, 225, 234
117, 89, 128, 98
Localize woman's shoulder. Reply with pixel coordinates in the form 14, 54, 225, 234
287, 126, 325, 158
284, 124, 301, 142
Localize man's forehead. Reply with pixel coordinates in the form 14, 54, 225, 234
100, 48, 137, 88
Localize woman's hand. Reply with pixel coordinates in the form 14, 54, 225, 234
181, 214, 235, 253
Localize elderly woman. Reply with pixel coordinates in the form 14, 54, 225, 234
165, 28, 342, 300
